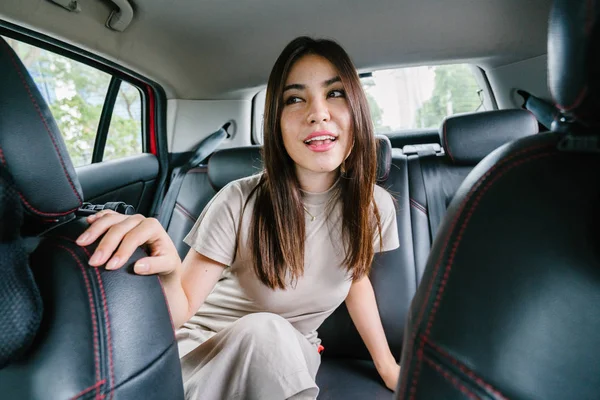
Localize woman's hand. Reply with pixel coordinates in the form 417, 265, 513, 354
76, 210, 181, 276
378, 362, 400, 391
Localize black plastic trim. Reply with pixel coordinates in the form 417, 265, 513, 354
93, 76, 121, 163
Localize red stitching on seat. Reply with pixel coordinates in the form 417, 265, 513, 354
70, 380, 106, 400
92, 268, 115, 400
422, 336, 509, 400
400, 142, 554, 399
57, 245, 102, 400
413, 151, 556, 398
175, 202, 197, 222
422, 357, 480, 400
556, 86, 588, 112
0, 147, 77, 217
410, 198, 427, 214
586, 0, 595, 34
56, 238, 115, 399
1, 40, 82, 204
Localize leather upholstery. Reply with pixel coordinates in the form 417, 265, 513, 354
0, 221, 184, 399
207, 136, 394, 191
0, 37, 184, 398
0, 166, 42, 369
398, 133, 600, 400
409, 109, 539, 274
375, 135, 393, 183
207, 146, 263, 191
168, 166, 217, 260
0, 38, 82, 218
318, 153, 415, 362
442, 109, 539, 165
168, 137, 416, 396
548, 0, 600, 125
399, 1, 600, 397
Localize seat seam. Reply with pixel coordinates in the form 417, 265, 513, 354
422, 356, 481, 400
0, 40, 82, 205
422, 336, 508, 400
399, 142, 554, 399
410, 150, 556, 399
57, 237, 116, 400
0, 147, 77, 217
175, 202, 197, 222
107, 341, 178, 393
410, 198, 427, 214
70, 379, 106, 400
56, 245, 102, 400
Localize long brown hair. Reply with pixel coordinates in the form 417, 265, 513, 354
247, 36, 382, 289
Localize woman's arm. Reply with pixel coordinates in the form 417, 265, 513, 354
77, 210, 225, 328
345, 275, 400, 391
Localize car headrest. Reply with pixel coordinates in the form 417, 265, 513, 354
441, 109, 539, 165
375, 134, 392, 183
207, 136, 393, 191
548, 0, 600, 126
0, 37, 83, 220
208, 146, 263, 191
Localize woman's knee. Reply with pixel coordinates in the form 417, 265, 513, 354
231, 312, 295, 343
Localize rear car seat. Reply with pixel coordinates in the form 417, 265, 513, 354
166, 136, 419, 398
408, 109, 539, 276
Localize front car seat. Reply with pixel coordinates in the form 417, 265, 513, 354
397, 0, 600, 398
0, 36, 184, 399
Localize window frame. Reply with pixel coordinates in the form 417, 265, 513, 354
0, 20, 163, 165
250, 63, 498, 143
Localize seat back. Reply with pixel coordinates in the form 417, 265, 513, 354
174, 136, 416, 361
397, 1, 600, 398
317, 147, 417, 361
0, 37, 183, 399
408, 109, 539, 276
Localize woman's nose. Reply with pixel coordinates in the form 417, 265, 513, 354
307, 98, 330, 124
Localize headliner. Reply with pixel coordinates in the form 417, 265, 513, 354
0, 0, 552, 99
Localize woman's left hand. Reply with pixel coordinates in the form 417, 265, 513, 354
378, 362, 400, 391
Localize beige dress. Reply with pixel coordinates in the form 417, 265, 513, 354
178, 174, 399, 400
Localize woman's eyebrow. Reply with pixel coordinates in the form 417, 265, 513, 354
283, 83, 304, 92
323, 76, 341, 87
283, 76, 341, 93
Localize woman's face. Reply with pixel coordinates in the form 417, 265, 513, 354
280, 54, 353, 179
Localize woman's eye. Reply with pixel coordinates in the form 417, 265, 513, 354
328, 89, 346, 98
284, 96, 302, 105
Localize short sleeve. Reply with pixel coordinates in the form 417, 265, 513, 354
373, 185, 400, 253
183, 181, 245, 266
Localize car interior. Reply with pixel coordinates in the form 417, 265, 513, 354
0, 0, 599, 399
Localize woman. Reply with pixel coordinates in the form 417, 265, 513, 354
77, 36, 400, 399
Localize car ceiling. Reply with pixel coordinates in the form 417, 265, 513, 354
0, 0, 552, 100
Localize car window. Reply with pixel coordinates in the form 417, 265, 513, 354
4, 36, 144, 167
104, 81, 143, 162
362, 64, 485, 133
252, 63, 486, 143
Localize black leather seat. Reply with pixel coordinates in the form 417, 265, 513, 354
0, 37, 184, 399
408, 109, 539, 276
173, 137, 418, 398
397, 0, 600, 398
316, 147, 417, 400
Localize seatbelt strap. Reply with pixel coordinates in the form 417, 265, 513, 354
517, 89, 558, 130
156, 122, 231, 228
417, 150, 446, 243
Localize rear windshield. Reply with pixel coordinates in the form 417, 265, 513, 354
252, 63, 486, 143
361, 64, 484, 133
